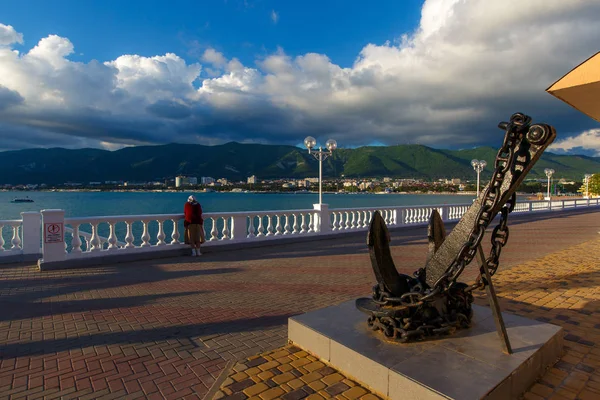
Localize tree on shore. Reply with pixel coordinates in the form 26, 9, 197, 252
587, 174, 600, 197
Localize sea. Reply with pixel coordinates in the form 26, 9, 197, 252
0, 191, 475, 221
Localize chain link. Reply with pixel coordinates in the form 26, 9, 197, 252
435, 113, 530, 294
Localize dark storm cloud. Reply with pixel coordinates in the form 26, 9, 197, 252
0, 85, 24, 111
146, 100, 192, 120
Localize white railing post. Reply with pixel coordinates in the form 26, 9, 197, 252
313, 203, 331, 233
171, 219, 180, 244
231, 214, 247, 241
39, 209, 66, 266
20, 212, 41, 255
443, 205, 450, 222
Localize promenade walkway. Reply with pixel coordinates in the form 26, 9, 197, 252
1, 208, 600, 399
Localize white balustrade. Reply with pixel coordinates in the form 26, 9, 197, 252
4, 198, 600, 264
0, 220, 22, 254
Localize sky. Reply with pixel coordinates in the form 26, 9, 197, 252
1, 0, 599, 154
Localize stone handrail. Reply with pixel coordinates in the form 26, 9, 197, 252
2, 198, 599, 267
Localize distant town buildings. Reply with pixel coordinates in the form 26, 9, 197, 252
175, 176, 198, 187
247, 175, 257, 184
201, 177, 215, 185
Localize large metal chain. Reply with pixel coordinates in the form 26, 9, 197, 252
430, 113, 530, 295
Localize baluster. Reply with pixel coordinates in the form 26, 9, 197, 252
0, 224, 4, 251
247, 215, 256, 238
266, 215, 274, 236
90, 223, 101, 251
283, 214, 291, 235
308, 213, 314, 233
293, 214, 299, 234
350, 212, 356, 229
257, 215, 265, 237
125, 221, 135, 248
222, 217, 230, 240
331, 212, 338, 231
70, 224, 82, 253
275, 215, 283, 235
345, 212, 351, 230
10, 223, 21, 250
171, 219, 180, 244
156, 219, 166, 245
107, 221, 118, 249
210, 217, 219, 241
300, 213, 308, 234
140, 220, 151, 247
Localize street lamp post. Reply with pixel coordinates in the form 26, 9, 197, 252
471, 159, 487, 197
304, 136, 337, 205
584, 174, 592, 199
544, 168, 555, 201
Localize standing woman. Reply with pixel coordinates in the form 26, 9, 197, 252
184, 195, 205, 256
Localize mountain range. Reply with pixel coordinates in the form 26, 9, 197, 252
0, 142, 598, 185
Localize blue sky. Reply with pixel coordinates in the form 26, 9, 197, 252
3, 0, 422, 70
0, 0, 599, 154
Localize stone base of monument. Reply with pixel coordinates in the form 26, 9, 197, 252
288, 300, 563, 400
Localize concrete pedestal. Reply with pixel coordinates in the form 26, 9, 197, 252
288, 300, 563, 400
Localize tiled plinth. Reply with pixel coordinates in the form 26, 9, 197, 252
288, 300, 563, 400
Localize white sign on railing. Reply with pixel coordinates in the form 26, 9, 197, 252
44, 223, 63, 244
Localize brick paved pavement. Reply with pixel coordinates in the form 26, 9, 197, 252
1, 208, 600, 399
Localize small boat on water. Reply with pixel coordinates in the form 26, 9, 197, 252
10, 196, 34, 203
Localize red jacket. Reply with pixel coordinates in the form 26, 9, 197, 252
184, 202, 203, 226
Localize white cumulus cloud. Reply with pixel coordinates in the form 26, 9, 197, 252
271, 10, 279, 24
0, 23, 23, 46
201, 48, 227, 67
551, 129, 600, 156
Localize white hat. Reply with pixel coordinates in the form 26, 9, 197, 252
188, 195, 196, 203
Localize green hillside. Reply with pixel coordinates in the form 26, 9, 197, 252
0, 142, 598, 184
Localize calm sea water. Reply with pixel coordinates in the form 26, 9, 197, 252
0, 191, 476, 249
0, 191, 475, 221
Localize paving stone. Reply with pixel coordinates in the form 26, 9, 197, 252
324, 382, 350, 396
259, 387, 285, 400
242, 382, 269, 397
281, 389, 309, 400
3, 210, 600, 400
